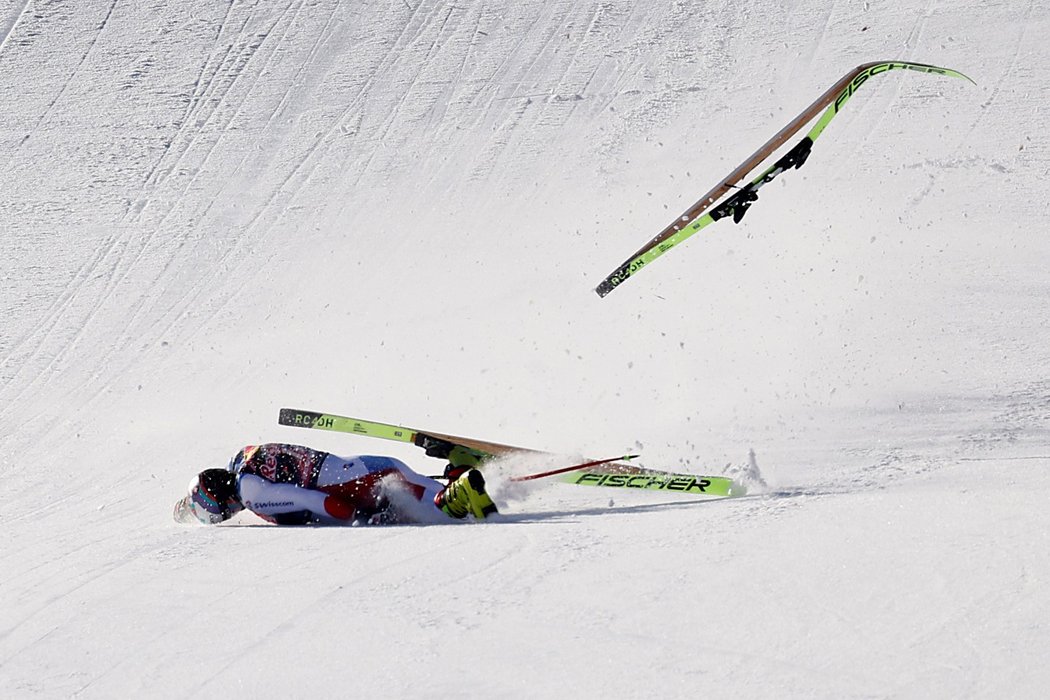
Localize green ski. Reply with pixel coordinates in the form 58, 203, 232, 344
278, 407, 537, 458
596, 60, 974, 297
563, 470, 743, 497
277, 408, 742, 497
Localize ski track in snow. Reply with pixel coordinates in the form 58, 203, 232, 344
1, 0, 1050, 696
0, 0, 29, 57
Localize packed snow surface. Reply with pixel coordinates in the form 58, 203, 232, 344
2, 0, 1049, 696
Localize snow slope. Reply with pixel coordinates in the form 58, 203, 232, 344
2, 0, 1049, 696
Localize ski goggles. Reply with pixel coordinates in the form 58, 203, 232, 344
173, 474, 231, 525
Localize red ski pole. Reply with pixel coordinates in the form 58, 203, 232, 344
510, 454, 640, 482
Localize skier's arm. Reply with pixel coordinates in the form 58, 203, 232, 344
237, 474, 355, 522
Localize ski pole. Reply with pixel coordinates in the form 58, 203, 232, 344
510, 455, 639, 482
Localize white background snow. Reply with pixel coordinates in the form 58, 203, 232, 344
2, 0, 1049, 696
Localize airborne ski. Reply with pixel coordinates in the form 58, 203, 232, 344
595, 60, 974, 297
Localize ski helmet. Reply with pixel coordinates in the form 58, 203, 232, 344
173, 468, 243, 525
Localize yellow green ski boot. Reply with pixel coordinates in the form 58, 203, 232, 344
435, 468, 498, 520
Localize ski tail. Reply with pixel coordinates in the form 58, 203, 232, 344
278, 408, 420, 443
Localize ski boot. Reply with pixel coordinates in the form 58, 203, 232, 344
435, 468, 498, 520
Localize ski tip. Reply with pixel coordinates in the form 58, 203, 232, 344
866, 59, 977, 86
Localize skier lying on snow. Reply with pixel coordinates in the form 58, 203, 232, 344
173, 442, 497, 526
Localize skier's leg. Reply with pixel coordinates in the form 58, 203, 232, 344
317, 454, 447, 523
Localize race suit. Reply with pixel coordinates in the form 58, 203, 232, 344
228, 443, 446, 525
